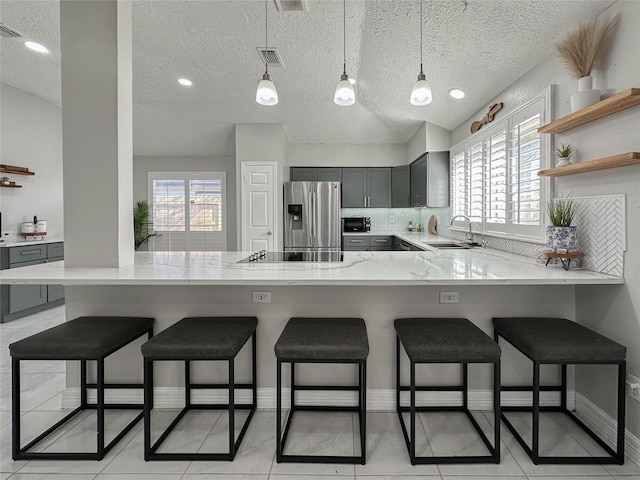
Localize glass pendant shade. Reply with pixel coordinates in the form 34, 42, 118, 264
410, 73, 432, 106
334, 73, 355, 106
256, 72, 278, 106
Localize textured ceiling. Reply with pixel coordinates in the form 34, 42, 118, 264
1, 0, 614, 156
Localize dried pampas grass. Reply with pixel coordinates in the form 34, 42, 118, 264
556, 17, 616, 79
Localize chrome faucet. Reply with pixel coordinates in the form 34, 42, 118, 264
450, 215, 487, 247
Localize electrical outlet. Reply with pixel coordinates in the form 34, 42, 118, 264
627, 374, 640, 402
439, 291, 459, 304
252, 291, 271, 303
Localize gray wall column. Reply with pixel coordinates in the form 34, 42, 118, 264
60, 0, 134, 267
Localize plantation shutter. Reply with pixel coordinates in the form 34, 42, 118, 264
450, 147, 467, 218
468, 141, 484, 223
484, 123, 507, 233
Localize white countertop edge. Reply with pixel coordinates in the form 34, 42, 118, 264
0, 237, 63, 247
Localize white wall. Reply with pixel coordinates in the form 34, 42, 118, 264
133, 155, 237, 250
451, 1, 640, 437
407, 122, 452, 163
0, 83, 63, 238
288, 143, 407, 167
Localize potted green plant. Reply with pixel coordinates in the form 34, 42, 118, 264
555, 143, 576, 167
545, 196, 577, 251
133, 200, 160, 250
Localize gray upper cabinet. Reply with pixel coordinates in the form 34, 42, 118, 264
342, 167, 391, 208
392, 165, 411, 207
290, 167, 318, 181
342, 168, 368, 207
410, 151, 450, 207
290, 167, 342, 183
317, 168, 342, 182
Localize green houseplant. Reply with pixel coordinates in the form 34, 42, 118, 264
133, 200, 160, 250
555, 143, 576, 167
546, 196, 577, 251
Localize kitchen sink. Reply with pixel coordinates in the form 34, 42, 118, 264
422, 242, 475, 249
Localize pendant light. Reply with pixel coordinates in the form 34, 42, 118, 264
256, 0, 278, 106
410, 0, 432, 106
334, 0, 355, 106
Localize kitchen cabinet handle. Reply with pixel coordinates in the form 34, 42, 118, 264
374, 239, 387, 243
20, 250, 41, 255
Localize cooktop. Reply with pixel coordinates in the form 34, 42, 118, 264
239, 251, 343, 263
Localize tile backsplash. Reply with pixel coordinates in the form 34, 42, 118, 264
343, 194, 625, 277
341, 208, 449, 233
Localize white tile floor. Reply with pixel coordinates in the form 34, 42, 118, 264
1, 306, 640, 479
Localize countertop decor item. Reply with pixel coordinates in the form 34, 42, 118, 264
555, 143, 576, 167
133, 200, 160, 250
427, 215, 437, 234
545, 195, 577, 251
556, 17, 616, 112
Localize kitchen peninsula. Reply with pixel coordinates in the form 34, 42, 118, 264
0, 238, 622, 410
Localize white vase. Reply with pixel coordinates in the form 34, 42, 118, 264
570, 75, 601, 112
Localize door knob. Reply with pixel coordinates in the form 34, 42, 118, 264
267, 231, 272, 236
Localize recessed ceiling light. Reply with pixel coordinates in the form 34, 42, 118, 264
449, 88, 465, 99
178, 78, 193, 87
25, 41, 49, 54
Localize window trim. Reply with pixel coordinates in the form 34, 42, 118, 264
450, 86, 553, 244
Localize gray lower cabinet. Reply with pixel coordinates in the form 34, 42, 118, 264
410, 151, 450, 207
392, 165, 411, 207
343, 235, 369, 251
369, 236, 393, 251
1, 242, 65, 323
344, 235, 393, 251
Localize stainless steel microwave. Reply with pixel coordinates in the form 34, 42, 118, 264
343, 217, 371, 232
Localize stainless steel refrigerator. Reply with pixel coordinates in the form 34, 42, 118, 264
284, 181, 341, 252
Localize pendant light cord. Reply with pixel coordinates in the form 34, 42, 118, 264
343, 0, 346, 75
265, 0, 269, 75
419, 0, 423, 75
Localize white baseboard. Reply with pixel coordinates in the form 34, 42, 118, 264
61, 387, 574, 411
575, 392, 640, 467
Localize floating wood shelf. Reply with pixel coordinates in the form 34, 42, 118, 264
0, 183, 22, 188
538, 88, 640, 134
538, 152, 640, 177
0, 164, 35, 176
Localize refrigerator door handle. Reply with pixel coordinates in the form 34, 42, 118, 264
310, 191, 315, 247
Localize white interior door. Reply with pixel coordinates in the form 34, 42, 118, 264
241, 162, 277, 252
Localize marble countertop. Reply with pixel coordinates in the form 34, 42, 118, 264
0, 246, 621, 286
0, 237, 63, 248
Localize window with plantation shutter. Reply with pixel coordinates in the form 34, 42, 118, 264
148, 172, 227, 251
450, 89, 550, 242
468, 141, 484, 223
450, 148, 467, 218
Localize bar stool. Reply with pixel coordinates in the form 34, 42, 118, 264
141, 316, 257, 461
274, 317, 369, 464
493, 317, 626, 464
9, 316, 154, 460
395, 317, 501, 465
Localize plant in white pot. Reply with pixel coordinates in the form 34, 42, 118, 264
556, 17, 616, 112
546, 196, 577, 251
555, 143, 576, 167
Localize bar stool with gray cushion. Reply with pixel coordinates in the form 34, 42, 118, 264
274, 317, 369, 464
141, 316, 258, 461
493, 317, 626, 464
394, 318, 501, 465
10, 316, 154, 460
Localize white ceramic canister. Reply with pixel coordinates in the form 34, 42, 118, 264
21, 222, 35, 233
35, 221, 47, 233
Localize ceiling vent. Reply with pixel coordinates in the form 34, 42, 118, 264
257, 47, 284, 68
274, 0, 308, 12
0, 24, 23, 38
